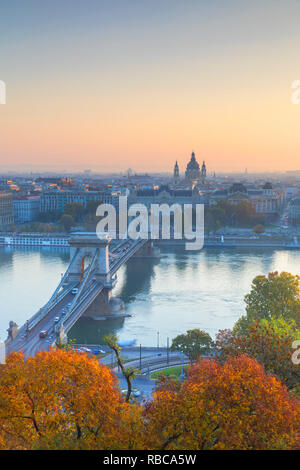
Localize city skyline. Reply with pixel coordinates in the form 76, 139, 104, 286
1, 1, 300, 172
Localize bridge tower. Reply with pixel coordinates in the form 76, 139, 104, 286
68, 232, 111, 285
68, 232, 124, 319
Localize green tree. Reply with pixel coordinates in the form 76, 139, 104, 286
235, 201, 256, 226
85, 200, 101, 216
235, 271, 300, 335
64, 202, 84, 222
59, 214, 74, 232
170, 329, 213, 362
104, 334, 140, 402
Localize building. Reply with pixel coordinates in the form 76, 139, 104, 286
172, 152, 207, 187
129, 185, 201, 209
185, 152, 200, 184
40, 190, 117, 213
209, 182, 283, 217
200, 161, 207, 185
13, 196, 40, 224
173, 161, 179, 185
0, 191, 14, 230
289, 197, 300, 225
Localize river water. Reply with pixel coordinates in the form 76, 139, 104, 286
1, 245, 299, 346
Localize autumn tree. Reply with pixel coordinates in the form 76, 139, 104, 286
215, 318, 300, 393
253, 224, 265, 234
0, 348, 129, 449
144, 355, 300, 450
235, 271, 300, 335
170, 329, 213, 362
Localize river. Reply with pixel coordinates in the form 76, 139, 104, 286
1, 245, 299, 346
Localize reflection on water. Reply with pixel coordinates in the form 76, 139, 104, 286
1, 245, 300, 346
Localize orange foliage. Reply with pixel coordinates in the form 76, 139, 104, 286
144, 355, 300, 450
0, 349, 299, 450
0, 348, 125, 449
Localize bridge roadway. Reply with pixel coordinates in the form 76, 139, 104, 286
6, 238, 148, 358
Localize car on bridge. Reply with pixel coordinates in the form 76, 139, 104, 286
53, 316, 60, 323
39, 330, 47, 339
71, 288, 79, 295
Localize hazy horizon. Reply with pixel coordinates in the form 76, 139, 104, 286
1, 0, 300, 172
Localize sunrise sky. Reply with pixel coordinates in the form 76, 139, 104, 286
0, 0, 300, 173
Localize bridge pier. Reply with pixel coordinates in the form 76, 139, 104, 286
56, 324, 68, 344
82, 288, 125, 319
133, 240, 160, 258
5, 321, 18, 344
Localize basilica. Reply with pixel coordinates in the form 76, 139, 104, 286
173, 152, 207, 187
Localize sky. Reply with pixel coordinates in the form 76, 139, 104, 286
0, 0, 300, 173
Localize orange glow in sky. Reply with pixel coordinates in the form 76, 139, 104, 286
1, 1, 300, 173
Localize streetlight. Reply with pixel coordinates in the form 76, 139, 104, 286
157, 331, 159, 349
139, 344, 142, 370
167, 337, 169, 365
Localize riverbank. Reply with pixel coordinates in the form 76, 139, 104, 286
1, 231, 300, 249
156, 236, 300, 249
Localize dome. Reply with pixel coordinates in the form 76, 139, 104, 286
263, 182, 273, 190
229, 183, 247, 194
186, 152, 200, 171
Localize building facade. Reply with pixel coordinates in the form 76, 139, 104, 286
13, 196, 40, 224
40, 190, 117, 213
209, 182, 283, 216
129, 185, 201, 209
289, 197, 300, 225
0, 192, 14, 230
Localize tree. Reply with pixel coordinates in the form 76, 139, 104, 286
235, 201, 256, 226
64, 202, 84, 222
144, 355, 300, 450
214, 328, 233, 362
253, 224, 265, 234
38, 210, 61, 223
85, 200, 101, 216
0, 349, 126, 449
170, 329, 213, 362
235, 271, 300, 335
104, 334, 140, 403
215, 318, 300, 392
59, 214, 74, 232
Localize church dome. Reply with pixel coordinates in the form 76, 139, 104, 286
186, 152, 200, 170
